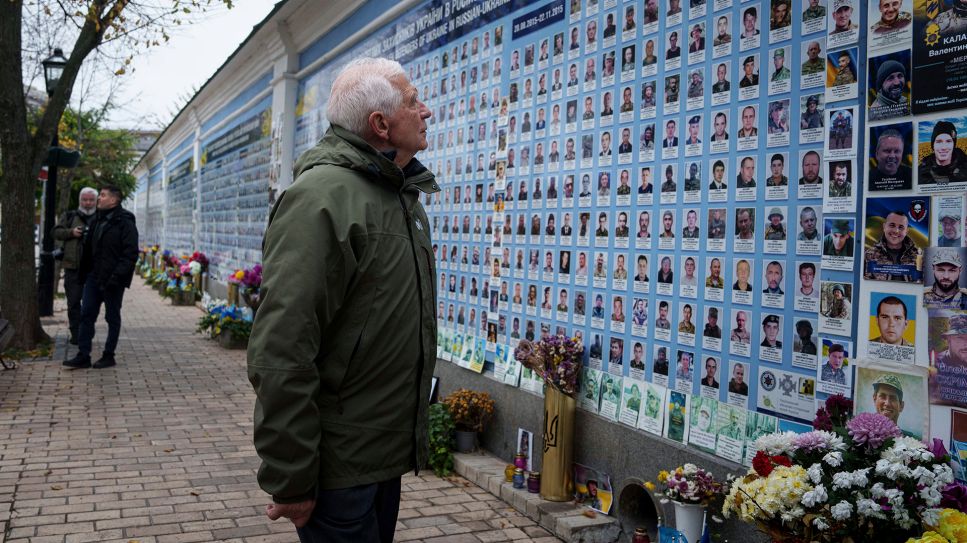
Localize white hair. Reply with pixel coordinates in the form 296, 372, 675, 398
79, 187, 98, 198
327, 58, 406, 136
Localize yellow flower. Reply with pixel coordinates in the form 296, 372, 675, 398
233, 270, 245, 280
905, 532, 950, 543
644, 481, 656, 492
936, 509, 967, 543
657, 470, 669, 484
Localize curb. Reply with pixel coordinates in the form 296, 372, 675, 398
454, 452, 622, 543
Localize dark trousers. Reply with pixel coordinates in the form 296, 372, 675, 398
297, 477, 402, 543
77, 280, 125, 358
63, 269, 84, 339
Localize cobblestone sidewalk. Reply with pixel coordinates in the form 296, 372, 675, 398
0, 279, 560, 542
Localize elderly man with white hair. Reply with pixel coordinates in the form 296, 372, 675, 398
247, 58, 437, 542
52, 186, 98, 344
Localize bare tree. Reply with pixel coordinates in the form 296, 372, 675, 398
0, 0, 233, 350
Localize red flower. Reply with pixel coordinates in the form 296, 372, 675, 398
752, 450, 774, 477
771, 455, 791, 468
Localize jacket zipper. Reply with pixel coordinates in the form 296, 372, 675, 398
397, 190, 426, 477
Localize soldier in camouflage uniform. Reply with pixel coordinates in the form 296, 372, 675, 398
764, 208, 786, 240
864, 210, 923, 282
934, 314, 967, 375
802, 0, 826, 22
832, 51, 856, 87
828, 161, 852, 198
801, 41, 825, 75
871, 0, 912, 34
923, 249, 967, 309
770, 48, 790, 82
684, 162, 701, 191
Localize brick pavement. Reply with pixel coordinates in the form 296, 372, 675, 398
0, 279, 560, 543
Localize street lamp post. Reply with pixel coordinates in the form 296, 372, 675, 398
37, 48, 68, 317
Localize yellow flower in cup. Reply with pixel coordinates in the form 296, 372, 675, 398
233, 270, 245, 281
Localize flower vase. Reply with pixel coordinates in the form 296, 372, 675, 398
455, 430, 476, 453
193, 273, 203, 297
540, 386, 575, 501
671, 501, 706, 543
227, 282, 240, 306
217, 331, 248, 350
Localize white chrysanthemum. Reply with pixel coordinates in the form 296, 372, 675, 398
920, 485, 942, 506
856, 498, 884, 519
831, 471, 853, 490
753, 431, 798, 455
870, 482, 886, 499
813, 516, 829, 531
922, 508, 942, 527
830, 501, 853, 521
849, 468, 870, 487
683, 463, 699, 476
801, 484, 828, 507
806, 463, 824, 484
823, 451, 843, 467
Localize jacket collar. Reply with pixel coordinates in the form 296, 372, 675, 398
330, 125, 439, 194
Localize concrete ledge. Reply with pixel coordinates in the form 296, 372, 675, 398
454, 452, 622, 543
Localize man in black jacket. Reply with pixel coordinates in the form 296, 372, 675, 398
65, 185, 139, 369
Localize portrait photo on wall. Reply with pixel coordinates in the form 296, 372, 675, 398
928, 309, 967, 408
867, 291, 917, 365
824, 105, 857, 159
819, 280, 853, 335
825, 46, 858, 102
923, 247, 967, 310
932, 195, 965, 247
817, 337, 854, 396
868, 0, 913, 51
867, 49, 912, 121
855, 360, 928, 439
573, 462, 613, 514
868, 122, 914, 191
917, 117, 967, 193
863, 196, 929, 282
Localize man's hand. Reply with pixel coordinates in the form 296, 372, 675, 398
71, 226, 83, 238
266, 500, 315, 528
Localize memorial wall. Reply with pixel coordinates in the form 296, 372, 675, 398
133, 0, 967, 478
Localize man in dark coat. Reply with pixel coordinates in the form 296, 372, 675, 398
65, 185, 139, 369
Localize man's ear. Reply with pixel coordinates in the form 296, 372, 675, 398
369, 111, 390, 141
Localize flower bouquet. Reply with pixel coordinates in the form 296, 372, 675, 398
723, 394, 958, 543
906, 508, 967, 542
196, 295, 253, 349
513, 334, 583, 397
441, 388, 495, 433
648, 464, 726, 543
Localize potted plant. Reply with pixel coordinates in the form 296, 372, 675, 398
649, 464, 725, 543
428, 403, 455, 477
441, 388, 495, 453
196, 299, 253, 349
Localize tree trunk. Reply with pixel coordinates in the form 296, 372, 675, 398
0, 0, 49, 348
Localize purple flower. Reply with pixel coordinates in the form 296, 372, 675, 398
846, 412, 901, 449
929, 438, 950, 461
941, 481, 967, 513
793, 431, 832, 453
812, 407, 833, 431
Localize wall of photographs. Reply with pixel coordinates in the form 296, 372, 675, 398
133, 0, 967, 472
133, 173, 148, 239
143, 165, 165, 246
289, 0, 868, 463
164, 149, 197, 256
852, 0, 967, 479
196, 98, 273, 281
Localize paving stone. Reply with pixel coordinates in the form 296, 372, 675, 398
0, 283, 562, 542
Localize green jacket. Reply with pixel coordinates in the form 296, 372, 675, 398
52, 209, 94, 269
247, 125, 439, 501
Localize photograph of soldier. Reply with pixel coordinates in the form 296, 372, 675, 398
765, 154, 788, 187
736, 157, 757, 190
821, 283, 852, 320
827, 108, 854, 151
739, 55, 759, 88
678, 303, 696, 334
703, 307, 722, 341
829, 0, 858, 39
733, 259, 754, 292
937, 209, 963, 247
666, 30, 682, 61
771, 0, 792, 30
824, 161, 852, 202
741, 6, 761, 43
864, 197, 928, 282
870, 124, 913, 191
770, 47, 790, 83
767, 101, 790, 136
760, 314, 782, 348
803, 0, 828, 25
794, 319, 818, 355
871, 0, 912, 38
820, 342, 849, 385
868, 51, 911, 121
800, 96, 825, 144
798, 206, 821, 241
856, 366, 927, 438
714, 14, 732, 46
710, 113, 729, 145
924, 248, 967, 309
708, 208, 727, 240
764, 208, 787, 241
801, 41, 825, 77
712, 63, 731, 94
929, 312, 967, 408
870, 294, 914, 347
642, 38, 658, 67
735, 208, 756, 242
918, 119, 967, 189
653, 345, 670, 376
738, 105, 758, 138
728, 360, 749, 395
688, 23, 706, 55
823, 218, 854, 257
